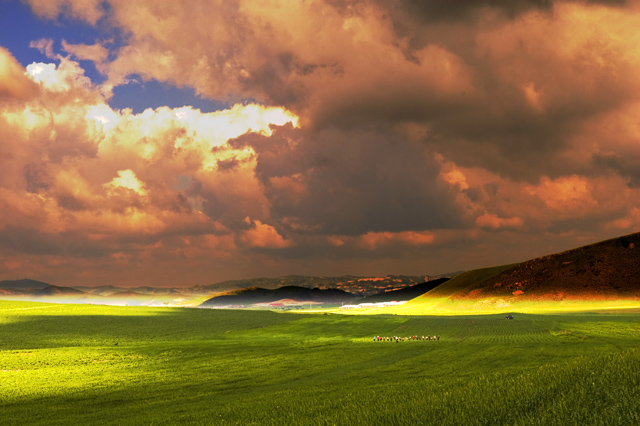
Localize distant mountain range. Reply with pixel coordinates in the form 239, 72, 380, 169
0, 275, 444, 307
72, 285, 185, 296
198, 277, 459, 308
0, 279, 194, 306
191, 275, 433, 296
0, 279, 51, 290
0, 279, 84, 297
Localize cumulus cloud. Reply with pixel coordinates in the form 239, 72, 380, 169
62, 40, 109, 64
476, 213, 524, 230
241, 218, 293, 249
27, 0, 105, 25
104, 169, 148, 197
0, 47, 309, 284
357, 230, 435, 250
25, 0, 640, 181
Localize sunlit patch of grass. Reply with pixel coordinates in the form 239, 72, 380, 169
343, 298, 640, 316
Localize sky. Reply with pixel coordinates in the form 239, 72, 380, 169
0, 0, 639, 288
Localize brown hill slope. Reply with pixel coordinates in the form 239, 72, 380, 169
454, 232, 640, 302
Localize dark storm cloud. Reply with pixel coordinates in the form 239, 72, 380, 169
24, 163, 50, 193
377, 0, 626, 24
318, 0, 640, 183
215, 158, 241, 172
238, 53, 309, 107
386, 0, 553, 22
593, 154, 640, 188
232, 125, 465, 236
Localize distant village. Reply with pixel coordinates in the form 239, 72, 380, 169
319, 276, 428, 296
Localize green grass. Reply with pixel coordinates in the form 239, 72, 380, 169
1, 300, 640, 425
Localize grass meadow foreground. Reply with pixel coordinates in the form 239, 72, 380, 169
1, 300, 640, 425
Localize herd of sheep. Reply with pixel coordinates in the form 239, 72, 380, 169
373, 335, 440, 342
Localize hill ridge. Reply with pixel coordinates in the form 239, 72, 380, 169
456, 231, 640, 301
354, 278, 450, 304
0, 279, 52, 290
402, 232, 640, 314
200, 285, 358, 307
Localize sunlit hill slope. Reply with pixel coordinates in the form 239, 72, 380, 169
353, 277, 451, 304
396, 232, 640, 314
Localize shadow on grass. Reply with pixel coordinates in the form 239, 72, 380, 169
0, 307, 304, 350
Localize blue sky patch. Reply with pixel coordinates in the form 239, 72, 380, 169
0, 0, 225, 114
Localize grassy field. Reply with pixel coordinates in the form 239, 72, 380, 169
1, 300, 640, 425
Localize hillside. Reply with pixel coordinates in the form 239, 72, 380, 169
397, 264, 516, 312
396, 232, 640, 314
454, 232, 640, 301
416, 265, 518, 300
0, 280, 86, 299
0, 279, 52, 290
0, 281, 198, 307
354, 278, 450, 304
200, 286, 358, 307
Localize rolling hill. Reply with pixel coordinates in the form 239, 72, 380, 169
200, 286, 358, 307
0, 279, 52, 290
354, 277, 450, 304
0, 280, 85, 298
399, 232, 640, 314
455, 232, 640, 301
409, 266, 517, 300
0, 280, 199, 307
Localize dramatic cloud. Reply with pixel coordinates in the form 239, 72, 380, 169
231, 125, 464, 236
0, 0, 639, 285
